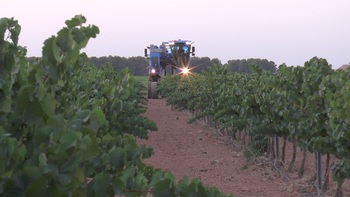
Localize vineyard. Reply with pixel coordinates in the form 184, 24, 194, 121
158, 62, 350, 196
0, 16, 232, 196
2, 14, 350, 197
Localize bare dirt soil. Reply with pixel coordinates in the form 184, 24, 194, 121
137, 99, 350, 197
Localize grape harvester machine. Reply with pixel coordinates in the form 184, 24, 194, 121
144, 39, 195, 99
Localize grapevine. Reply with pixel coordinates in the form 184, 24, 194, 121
159, 57, 350, 196
0, 16, 232, 197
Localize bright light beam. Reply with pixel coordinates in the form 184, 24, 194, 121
181, 67, 189, 75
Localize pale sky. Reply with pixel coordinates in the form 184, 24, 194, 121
3, 0, 350, 68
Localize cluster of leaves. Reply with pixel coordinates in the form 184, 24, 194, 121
159, 58, 350, 195
0, 16, 232, 196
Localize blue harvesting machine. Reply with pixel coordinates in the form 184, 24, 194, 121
144, 39, 195, 99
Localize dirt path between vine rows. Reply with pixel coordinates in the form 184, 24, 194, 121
137, 99, 349, 197
137, 99, 294, 197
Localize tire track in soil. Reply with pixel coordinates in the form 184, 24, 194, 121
137, 99, 299, 197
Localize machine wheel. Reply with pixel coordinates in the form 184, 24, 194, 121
147, 81, 152, 99
150, 82, 158, 99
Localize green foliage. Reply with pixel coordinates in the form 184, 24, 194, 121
134, 76, 149, 88
159, 56, 350, 190
0, 16, 232, 196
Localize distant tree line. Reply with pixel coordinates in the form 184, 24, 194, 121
86, 56, 277, 75
88, 56, 148, 76
226, 58, 276, 73
87, 56, 224, 76
27, 56, 276, 75
189, 57, 222, 73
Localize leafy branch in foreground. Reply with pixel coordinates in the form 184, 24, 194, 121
0, 16, 232, 197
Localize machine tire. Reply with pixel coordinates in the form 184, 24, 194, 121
148, 81, 152, 99
150, 82, 158, 99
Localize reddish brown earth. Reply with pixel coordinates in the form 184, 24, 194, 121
137, 99, 350, 197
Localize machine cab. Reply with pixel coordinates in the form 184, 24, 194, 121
168, 40, 195, 66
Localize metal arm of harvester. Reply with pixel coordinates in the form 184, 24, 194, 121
144, 39, 195, 99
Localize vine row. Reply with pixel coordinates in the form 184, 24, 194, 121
159, 59, 350, 196
0, 16, 232, 197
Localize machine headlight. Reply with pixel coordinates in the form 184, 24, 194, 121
151, 68, 156, 74
181, 67, 189, 75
